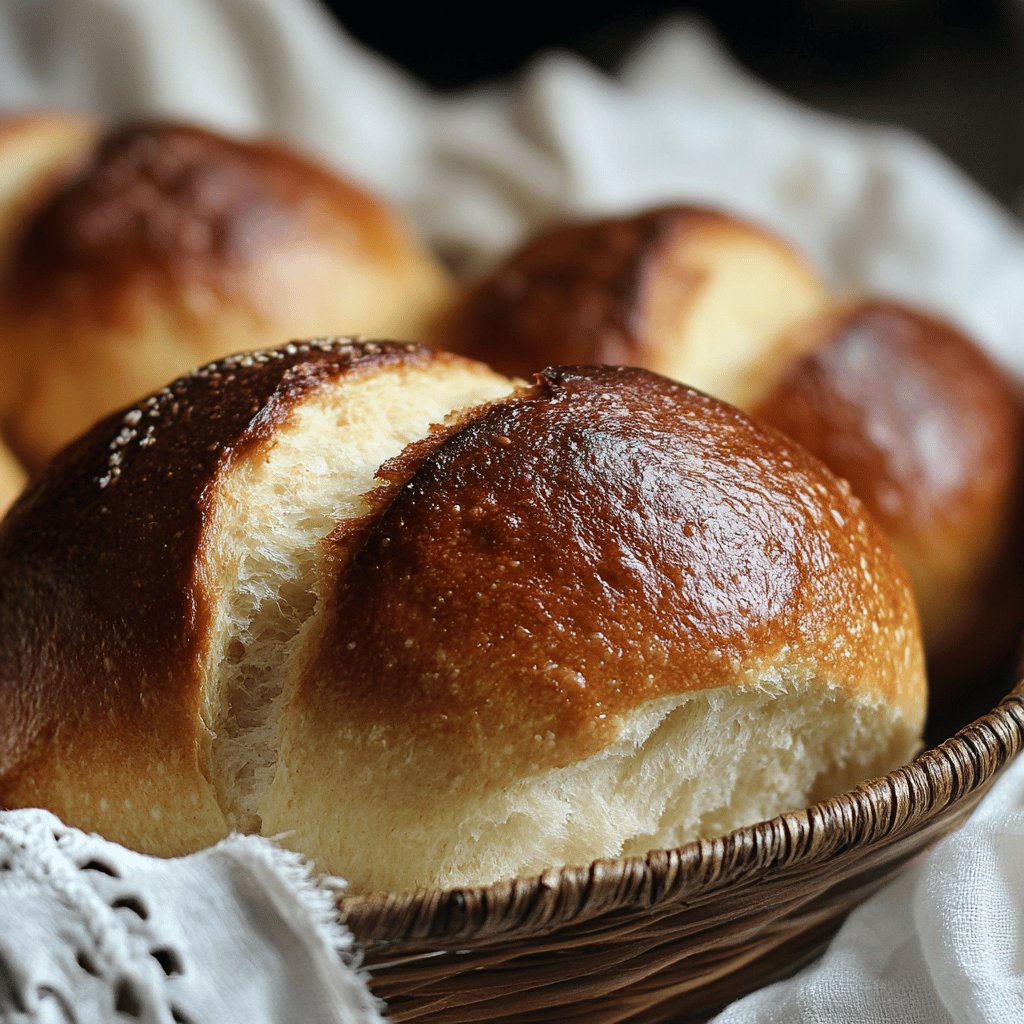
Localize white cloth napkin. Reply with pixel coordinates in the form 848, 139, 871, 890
0, 2, 1022, 1021
713, 753, 1024, 1024
0, 809, 384, 1024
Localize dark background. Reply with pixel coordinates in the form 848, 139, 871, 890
322, 0, 1024, 214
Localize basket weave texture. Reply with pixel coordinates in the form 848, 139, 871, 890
341, 678, 1024, 1023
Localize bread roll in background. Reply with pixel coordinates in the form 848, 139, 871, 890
0, 338, 925, 893
0, 121, 452, 471
431, 206, 829, 409
754, 299, 1024, 677
432, 207, 1024, 690
0, 112, 98, 268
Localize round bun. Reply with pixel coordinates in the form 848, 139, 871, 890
754, 299, 1023, 668
432, 207, 1023, 677
0, 339, 925, 892
0, 111, 98, 266
431, 206, 828, 408
0, 121, 452, 470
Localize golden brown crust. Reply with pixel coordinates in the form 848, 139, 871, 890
754, 299, 1023, 652
0, 338, 458, 848
434, 209, 690, 373
755, 300, 1019, 538
0, 111, 95, 149
0, 111, 98, 261
436, 206, 1018, 682
4, 122, 421, 321
305, 364, 922, 788
0, 121, 452, 469
431, 206, 825, 397
0, 345, 927, 875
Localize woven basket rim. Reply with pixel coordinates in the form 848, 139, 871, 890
342, 675, 1024, 948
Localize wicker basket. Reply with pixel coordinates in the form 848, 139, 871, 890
340, 676, 1024, 1023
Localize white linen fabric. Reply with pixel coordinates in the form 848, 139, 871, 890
712, 753, 1024, 1024
0, 2, 1021, 1022
0, 809, 384, 1024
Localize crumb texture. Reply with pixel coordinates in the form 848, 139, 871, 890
200, 361, 515, 831
269, 672, 920, 893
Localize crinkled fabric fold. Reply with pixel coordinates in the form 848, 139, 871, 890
710, 753, 1024, 1023
0, 809, 383, 1024
0, 0, 1021, 376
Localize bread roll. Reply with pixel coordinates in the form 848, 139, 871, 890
0, 338, 925, 892
431, 206, 828, 408
754, 299, 1023, 664
0, 112, 98, 267
432, 207, 1023, 676
0, 122, 452, 470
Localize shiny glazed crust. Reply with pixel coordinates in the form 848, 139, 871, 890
265, 363, 925, 889
432, 207, 1022, 676
755, 299, 1024, 656
306, 364, 923, 775
431, 206, 827, 407
0, 121, 452, 468
0, 341, 926, 887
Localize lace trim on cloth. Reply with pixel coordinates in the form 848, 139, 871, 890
0, 810, 384, 1024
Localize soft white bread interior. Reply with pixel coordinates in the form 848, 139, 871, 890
262, 362, 924, 891
0, 341, 514, 856
271, 678, 921, 893
0, 340, 925, 892
201, 358, 517, 833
